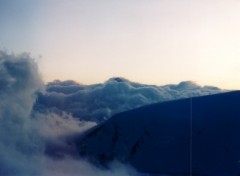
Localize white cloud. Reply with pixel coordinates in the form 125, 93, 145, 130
0, 51, 139, 176
35, 77, 224, 122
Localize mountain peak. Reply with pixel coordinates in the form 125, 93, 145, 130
176, 81, 199, 89
106, 77, 130, 83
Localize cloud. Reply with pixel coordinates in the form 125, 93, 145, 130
42, 159, 139, 176
0, 51, 139, 176
35, 77, 224, 122
0, 51, 44, 175
0, 50, 225, 176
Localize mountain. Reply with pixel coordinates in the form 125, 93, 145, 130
77, 91, 240, 176
34, 77, 223, 122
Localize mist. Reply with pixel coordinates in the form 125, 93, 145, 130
0, 51, 139, 176
0, 51, 227, 176
35, 77, 223, 122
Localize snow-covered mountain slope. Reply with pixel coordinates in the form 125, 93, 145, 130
77, 91, 240, 176
34, 77, 223, 122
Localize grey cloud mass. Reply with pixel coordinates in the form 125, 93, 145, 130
0, 51, 44, 175
35, 77, 224, 122
0, 50, 226, 176
0, 51, 139, 176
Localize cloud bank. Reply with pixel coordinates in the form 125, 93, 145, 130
35, 77, 224, 122
0, 51, 137, 176
0, 51, 44, 175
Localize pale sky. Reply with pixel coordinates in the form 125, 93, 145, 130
1, 0, 240, 89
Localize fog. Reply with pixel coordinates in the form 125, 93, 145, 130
0, 51, 138, 176
35, 77, 223, 122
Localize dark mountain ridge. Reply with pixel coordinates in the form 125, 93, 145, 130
77, 91, 240, 176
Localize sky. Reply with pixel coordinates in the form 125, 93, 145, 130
1, 0, 240, 89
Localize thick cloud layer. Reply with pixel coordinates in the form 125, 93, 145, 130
0, 51, 44, 175
0, 51, 138, 176
35, 77, 224, 122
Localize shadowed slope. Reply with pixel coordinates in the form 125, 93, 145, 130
78, 91, 240, 176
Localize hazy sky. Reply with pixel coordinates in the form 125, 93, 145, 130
1, 0, 240, 89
